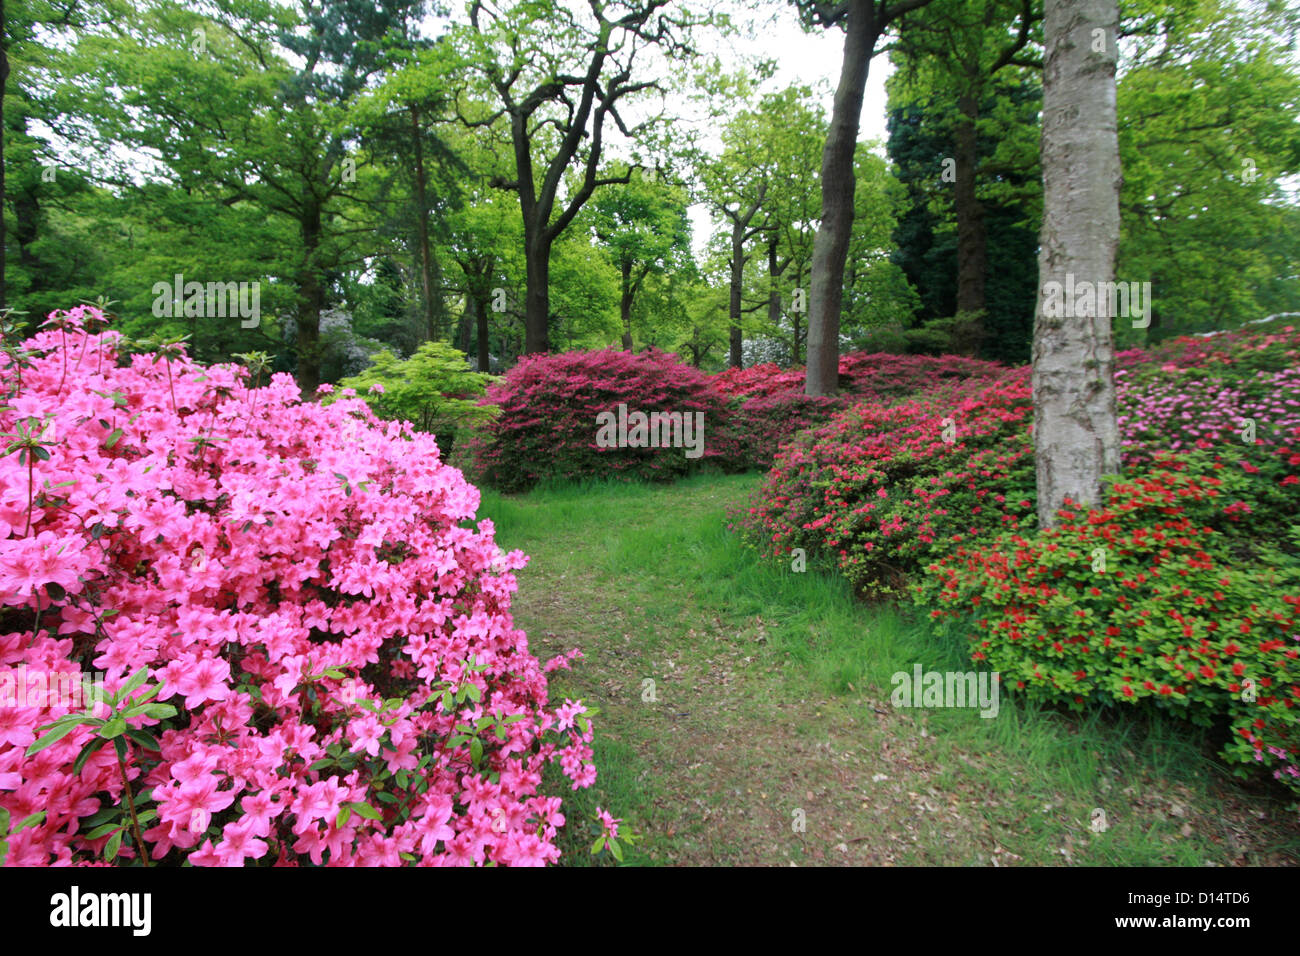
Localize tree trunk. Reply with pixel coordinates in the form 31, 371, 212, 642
954, 93, 986, 354
729, 219, 746, 368
295, 203, 325, 396
806, 0, 881, 396
791, 263, 804, 365
475, 292, 491, 372
523, 233, 550, 354
768, 236, 784, 347
409, 104, 438, 342
1033, 0, 1122, 527
457, 295, 474, 354
620, 258, 634, 350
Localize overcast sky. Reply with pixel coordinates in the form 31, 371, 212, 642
683, 2, 895, 254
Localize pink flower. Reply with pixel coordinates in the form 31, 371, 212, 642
173, 656, 231, 708
597, 806, 622, 842
160, 772, 237, 835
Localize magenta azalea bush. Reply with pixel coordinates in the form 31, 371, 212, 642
726, 391, 846, 471
0, 307, 604, 866
467, 348, 741, 492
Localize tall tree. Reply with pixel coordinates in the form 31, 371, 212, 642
586, 167, 692, 350
889, 0, 1041, 353
1032, 0, 1121, 527
355, 41, 468, 345
885, 76, 1042, 362
69, 0, 431, 393
793, 0, 933, 396
1, 0, 8, 310
755, 87, 826, 364
458, 0, 698, 355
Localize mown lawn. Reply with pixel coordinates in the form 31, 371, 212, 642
478, 472, 1300, 866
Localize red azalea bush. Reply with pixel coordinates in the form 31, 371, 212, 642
0, 307, 606, 866
713, 352, 1009, 470
736, 327, 1300, 794
713, 353, 1006, 402
914, 446, 1300, 793
467, 348, 741, 492
737, 376, 1036, 595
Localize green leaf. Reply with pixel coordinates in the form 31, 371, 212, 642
73, 736, 108, 775
80, 807, 119, 828
26, 719, 82, 756
125, 728, 160, 752
610, 838, 623, 862
591, 835, 606, 855
470, 736, 483, 767
116, 668, 150, 705
104, 428, 124, 449
336, 806, 352, 828
98, 717, 127, 739
105, 829, 123, 861
15, 811, 45, 833
347, 801, 382, 821
86, 821, 126, 840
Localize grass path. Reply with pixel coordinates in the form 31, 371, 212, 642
479, 473, 1300, 866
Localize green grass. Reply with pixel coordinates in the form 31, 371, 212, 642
478, 473, 1299, 866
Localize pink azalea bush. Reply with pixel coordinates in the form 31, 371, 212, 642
1117, 327, 1300, 463
0, 307, 599, 866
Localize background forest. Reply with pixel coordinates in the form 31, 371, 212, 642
4, 0, 1297, 390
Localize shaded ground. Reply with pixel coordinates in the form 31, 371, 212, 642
481, 474, 1300, 866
